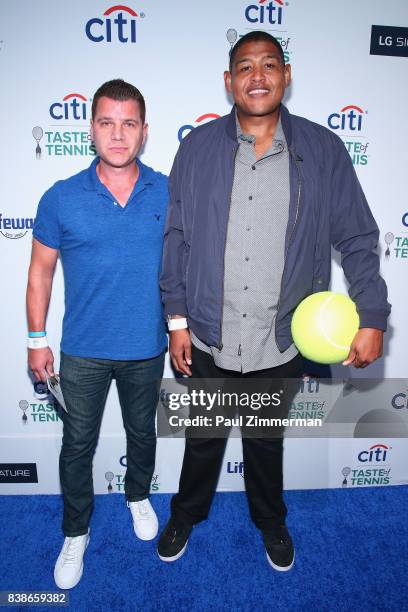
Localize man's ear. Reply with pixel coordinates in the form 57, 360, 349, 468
224, 70, 232, 94
142, 122, 148, 146
284, 63, 291, 88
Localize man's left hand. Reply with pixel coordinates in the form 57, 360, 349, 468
343, 328, 384, 368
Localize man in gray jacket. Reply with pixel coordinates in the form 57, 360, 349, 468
158, 31, 390, 570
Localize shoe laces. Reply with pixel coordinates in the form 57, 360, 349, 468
61, 537, 83, 566
131, 499, 150, 519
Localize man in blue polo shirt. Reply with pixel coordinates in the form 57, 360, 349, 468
26, 79, 167, 589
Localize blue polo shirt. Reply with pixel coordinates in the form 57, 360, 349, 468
33, 158, 168, 360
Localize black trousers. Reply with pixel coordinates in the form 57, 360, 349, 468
171, 345, 304, 531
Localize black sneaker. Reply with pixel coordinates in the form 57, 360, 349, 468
262, 525, 295, 571
157, 516, 193, 562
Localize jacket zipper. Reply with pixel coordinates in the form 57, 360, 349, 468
275, 150, 303, 343
218, 143, 239, 351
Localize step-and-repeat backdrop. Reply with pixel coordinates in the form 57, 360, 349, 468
1, 0, 407, 495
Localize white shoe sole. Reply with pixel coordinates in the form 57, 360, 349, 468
54, 535, 90, 590
266, 549, 295, 572
158, 540, 188, 562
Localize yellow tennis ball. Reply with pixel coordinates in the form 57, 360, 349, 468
291, 292, 360, 364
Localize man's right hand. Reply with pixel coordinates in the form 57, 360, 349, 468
28, 347, 55, 382
169, 329, 192, 376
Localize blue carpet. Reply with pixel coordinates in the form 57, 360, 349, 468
1, 487, 407, 611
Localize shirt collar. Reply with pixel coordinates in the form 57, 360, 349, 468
235, 109, 286, 151
82, 157, 154, 192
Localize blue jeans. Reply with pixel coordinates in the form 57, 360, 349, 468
59, 351, 164, 537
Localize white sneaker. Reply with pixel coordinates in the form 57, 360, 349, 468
54, 531, 90, 590
127, 498, 158, 540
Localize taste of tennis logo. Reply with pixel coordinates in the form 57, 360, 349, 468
32, 92, 96, 159
341, 443, 392, 488
17, 399, 61, 425
327, 104, 369, 166
85, 5, 145, 43
289, 377, 327, 421
383, 214, 408, 261
178, 113, 221, 142
104, 456, 160, 492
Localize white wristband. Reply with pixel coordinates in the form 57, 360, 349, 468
167, 317, 188, 331
27, 336, 49, 349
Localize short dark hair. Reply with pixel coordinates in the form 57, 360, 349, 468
92, 79, 146, 122
229, 31, 284, 72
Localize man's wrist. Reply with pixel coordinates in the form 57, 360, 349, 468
167, 315, 188, 331
27, 336, 49, 349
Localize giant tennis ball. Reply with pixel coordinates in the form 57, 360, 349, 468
291, 292, 360, 364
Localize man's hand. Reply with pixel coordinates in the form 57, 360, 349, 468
28, 347, 55, 382
169, 329, 192, 376
343, 328, 383, 368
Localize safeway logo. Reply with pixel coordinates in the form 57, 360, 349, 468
85, 5, 145, 43
327, 105, 366, 132
178, 113, 221, 142
49, 93, 90, 121
358, 443, 390, 463
245, 0, 285, 26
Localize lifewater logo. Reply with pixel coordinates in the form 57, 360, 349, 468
226, 461, 244, 478
178, 113, 221, 142
0, 214, 34, 240
245, 0, 286, 25
32, 92, 96, 159
85, 5, 145, 43
105, 456, 159, 492
327, 104, 369, 166
341, 443, 392, 487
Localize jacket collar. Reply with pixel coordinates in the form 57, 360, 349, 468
226, 103, 293, 148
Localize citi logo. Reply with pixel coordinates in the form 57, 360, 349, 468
245, 0, 285, 25
328, 105, 366, 132
49, 93, 90, 121
178, 113, 220, 142
85, 5, 144, 43
358, 443, 389, 463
